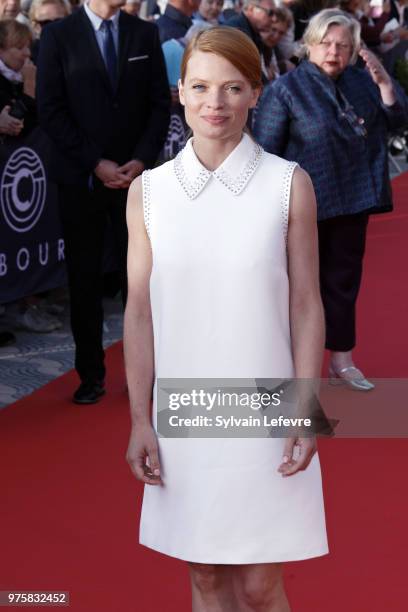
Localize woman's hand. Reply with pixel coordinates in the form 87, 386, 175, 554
126, 422, 162, 486
359, 48, 396, 105
0, 105, 24, 136
359, 48, 391, 87
277, 436, 317, 477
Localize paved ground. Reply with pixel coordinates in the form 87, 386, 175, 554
0, 297, 123, 409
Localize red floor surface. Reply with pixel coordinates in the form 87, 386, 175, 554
1, 175, 408, 612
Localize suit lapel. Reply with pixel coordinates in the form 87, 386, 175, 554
77, 7, 112, 95
117, 12, 133, 85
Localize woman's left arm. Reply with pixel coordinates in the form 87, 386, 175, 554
278, 167, 325, 477
359, 48, 408, 128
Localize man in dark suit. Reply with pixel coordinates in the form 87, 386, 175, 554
227, 0, 276, 82
156, 0, 200, 44
37, 0, 170, 404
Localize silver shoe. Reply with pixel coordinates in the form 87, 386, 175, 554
329, 365, 375, 391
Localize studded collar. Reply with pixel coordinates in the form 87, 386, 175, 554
173, 132, 263, 200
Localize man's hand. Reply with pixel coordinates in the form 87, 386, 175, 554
0, 105, 24, 136
94, 158, 126, 186
104, 159, 145, 189
277, 436, 317, 477
118, 159, 145, 180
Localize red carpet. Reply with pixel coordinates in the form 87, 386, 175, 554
1, 175, 408, 612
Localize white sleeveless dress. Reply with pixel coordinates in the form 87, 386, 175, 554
138, 133, 328, 564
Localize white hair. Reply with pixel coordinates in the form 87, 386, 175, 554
300, 9, 361, 64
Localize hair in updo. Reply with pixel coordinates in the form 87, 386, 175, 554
180, 26, 262, 90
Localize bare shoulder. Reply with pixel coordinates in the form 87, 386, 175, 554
128, 174, 143, 202
289, 166, 317, 223
291, 165, 314, 194
126, 175, 144, 227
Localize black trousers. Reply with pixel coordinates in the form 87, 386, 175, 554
318, 212, 369, 352
58, 180, 128, 383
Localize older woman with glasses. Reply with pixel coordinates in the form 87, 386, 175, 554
254, 8, 408, 390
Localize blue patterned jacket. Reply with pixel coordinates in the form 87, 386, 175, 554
253, 60, 408, 221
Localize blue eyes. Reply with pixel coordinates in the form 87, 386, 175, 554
192, 84, 242, 92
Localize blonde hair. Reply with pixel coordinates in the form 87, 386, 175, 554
301, 8, 361, 64
181, 26, 262, 89
29, 0, 71, 22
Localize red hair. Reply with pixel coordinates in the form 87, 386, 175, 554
181, 26, 262, 89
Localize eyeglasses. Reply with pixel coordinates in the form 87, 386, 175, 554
34, 18, 62, 27
319, 39, 351, 52
252, 3, 275, 17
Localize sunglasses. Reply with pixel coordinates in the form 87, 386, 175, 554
34, 18, 62, 27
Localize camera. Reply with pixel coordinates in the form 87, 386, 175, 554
8, 99, 28, 120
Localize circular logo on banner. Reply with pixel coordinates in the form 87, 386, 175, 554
1, 147, 47, 233
163, 114, 187, 161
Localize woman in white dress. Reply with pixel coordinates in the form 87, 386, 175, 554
124, 26, 328, 612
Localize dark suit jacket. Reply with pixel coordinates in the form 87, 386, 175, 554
36, 8, 171, 185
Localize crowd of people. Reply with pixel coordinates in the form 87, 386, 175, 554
1, 3, 407, 607
0, 0, 407, 401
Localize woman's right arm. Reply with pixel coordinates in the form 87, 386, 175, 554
124, 176, 162, 486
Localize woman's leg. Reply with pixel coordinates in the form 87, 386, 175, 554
231, 563, 290, 612
318, 212, 369, 355
188, 563, 237, 612
318, 213, 369, 375
318, 212, 374, 388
